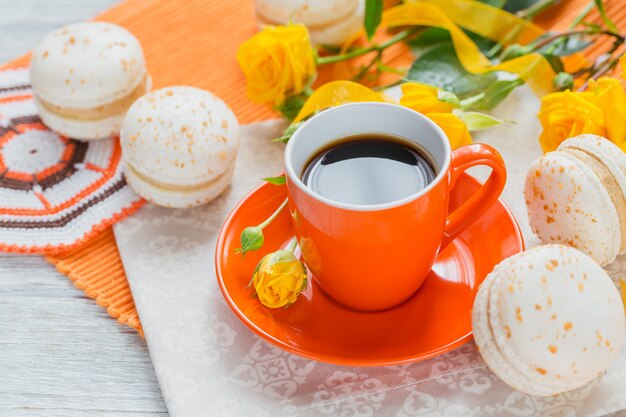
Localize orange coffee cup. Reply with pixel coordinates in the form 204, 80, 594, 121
284, 103, 506, 311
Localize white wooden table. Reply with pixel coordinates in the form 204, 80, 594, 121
0, 1, 167, 416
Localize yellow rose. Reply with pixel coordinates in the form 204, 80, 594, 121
426, 113, 472, 149
237, 24, 316, 106
400, 83, 456, 114
400, 83, 471, 149
587, 78, 626, 148
252, 250, 308, 308
538, 90, 607, 153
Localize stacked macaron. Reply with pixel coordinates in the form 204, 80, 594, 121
525, 135, 626, 265
254, 0, 364, 45
30, 22, 150, 140
473, 245, 625, 396
120, 86, 240, 208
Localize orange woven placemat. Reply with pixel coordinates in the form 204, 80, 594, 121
18, 0, 626, 334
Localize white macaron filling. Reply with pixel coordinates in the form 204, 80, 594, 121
36, 75, 150, 121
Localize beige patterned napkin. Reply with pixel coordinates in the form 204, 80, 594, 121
114, 88, 626, 417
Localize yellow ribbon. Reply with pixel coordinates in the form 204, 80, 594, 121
295, 1, 556, 121
413, 0, 545, 46
383, 2, 555, 95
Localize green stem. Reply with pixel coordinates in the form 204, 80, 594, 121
578, 42, 625, 90
257, 198, 288, 229
531, 29, 623, 51
286, 237, 298, 253
317, 28, 418, 65
351, 50, 383, 81
517, 0, 558, 20
487, 0, 551, 59
591, 56, 620, 79
570, 1, 595, 28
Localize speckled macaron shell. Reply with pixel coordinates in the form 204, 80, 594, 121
255, 0, 359, 27
124, 163, 235, 209
120, 86, 239, 189
472, 253, 585, 397
525, 149, 621, 266
30, 22, 147, 109
559, 135, 626, 257
561, 135, 626, 196
472, 267, 559, 396
257, 2, 364, 46
474, 245, 624, 396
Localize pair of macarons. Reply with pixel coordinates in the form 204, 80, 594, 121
473, 244, 624, 397
31, 22, 240, 208
525, 135, 626, 266
254, 0, 364, 45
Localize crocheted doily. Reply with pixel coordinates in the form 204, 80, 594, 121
0, 68, 144, 253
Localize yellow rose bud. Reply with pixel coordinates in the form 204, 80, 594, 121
586, 78, 626, 148
399, 83, 470, 149
537, 90, 607, 153
252, 250, 308, 308
425, 113, 472, 149
237, 24, 316, 106
400, 83, 457, 114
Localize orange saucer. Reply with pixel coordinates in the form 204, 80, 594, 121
215, 173, 524, 366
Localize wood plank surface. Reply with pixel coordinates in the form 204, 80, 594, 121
0, 1, 167, 416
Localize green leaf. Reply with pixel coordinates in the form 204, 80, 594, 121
276, 94, 308, 121
456, 111, 505, 131
460, 93, 486, 109
364, 0, 384, 40
466, 78, 524, 110
408, 27, 452, 52
438, 90, 461, 108
263, 175, 286, 185
594, 0, 618, 33
409, 27, 496, 55
273, 121, 304, 143
407, 43, 498, 98
541, 53, 565, 73
478, 0, 507, 8
504, 0, 542, 13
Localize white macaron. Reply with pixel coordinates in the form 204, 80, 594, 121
525, 135, 626, 266
120, 86, 239, 208
473, 244, 625, 397
30, 22, 150, 141
254, 0, 364, 45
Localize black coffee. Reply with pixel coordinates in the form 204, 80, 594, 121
302, 134, 437, 205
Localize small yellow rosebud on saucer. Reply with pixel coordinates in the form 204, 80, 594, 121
252, 249, 308, 308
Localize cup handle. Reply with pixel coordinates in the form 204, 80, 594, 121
440, 143, 507, 250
